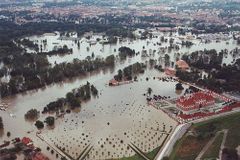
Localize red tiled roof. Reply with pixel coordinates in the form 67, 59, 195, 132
109, 79, 119, 85
176, 91, 215, 111
22, 137, 32, 145
176, 60, 189, 69
178, 102, 240, 120
165, 67, 176, 76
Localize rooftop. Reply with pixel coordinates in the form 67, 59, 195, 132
176, 60, 189, 69
176, 91, 215, 111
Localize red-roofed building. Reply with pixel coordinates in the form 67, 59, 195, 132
176, 91, 215, 114
176, 60, 189, 70
32, 152, 49, 160
109, 79, 119, 86
165, 67, 176, 76
22, 137, 33, 146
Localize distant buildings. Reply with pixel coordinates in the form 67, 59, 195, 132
109, 79, 119, 86
22, 137, 33, 147
164, 60, 189, 76
164, 67, 176, 76
109, 79, 133, 86
176, 60, 189, 70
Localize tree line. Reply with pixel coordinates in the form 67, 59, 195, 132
177, 49, 240, 93
114, 62, 146, 81
0, 54, 115, 98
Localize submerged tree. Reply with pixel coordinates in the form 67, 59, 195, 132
175, 83, 184, 90
147, 87, 153, 95
25, 109, 39, 120
45, 116, 55, 126
35, 120, 44, 129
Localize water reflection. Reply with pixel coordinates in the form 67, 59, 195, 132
27, 32, 239, 65
0, 30, 239, 159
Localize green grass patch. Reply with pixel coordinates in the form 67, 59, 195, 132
202, 132, 224, 159
146, 146, 161, 159
169, 111, 240, 160
169, 135, 210, 160
193, 112, 240, 149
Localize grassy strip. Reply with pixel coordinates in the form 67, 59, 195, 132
169, 134, 188, 160
193, 112, 240, 148
146, 146, 161, 159
128, 144, 149, 160
169, 111, 240, 160
202, 132, 224, 159
171, 135, 210, 160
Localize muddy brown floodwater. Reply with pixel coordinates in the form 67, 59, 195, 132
0, 30, 239, 160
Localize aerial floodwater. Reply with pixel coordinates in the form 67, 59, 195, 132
0, 1, 240, 160
27, 31, 239, 65
1, 29, 240, 160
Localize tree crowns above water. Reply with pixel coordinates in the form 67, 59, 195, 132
114, 62, 146, 81
177, 49, 240, 93
42, 82, 98, 113
118, 46, 136, 60
0, 54, 115, 98
25, 109, 40, 120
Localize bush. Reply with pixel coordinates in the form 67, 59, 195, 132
7, 131, 11, 137
45, 116, 55, 126
25, 109, 39, 120
35, 120, 44, 129
118, 46, 135, 60
176, 83, 184, 90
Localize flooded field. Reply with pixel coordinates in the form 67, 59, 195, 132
28, 31, 240, 65
0, 30, 239, 159
40, 74, 181, 159
0, 66, 185, 159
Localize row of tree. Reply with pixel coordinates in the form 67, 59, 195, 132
0, 54, 114, 98
114, 62, 146, 81
39, 45, 73, 56
35, 116, 55, 129
118, 46, 136, 60
42, 82, 98, 113
177, 49, 240, 93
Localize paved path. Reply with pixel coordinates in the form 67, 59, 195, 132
36, 133, 72, 160
219, 130, 228, 159
155, 123, 191, 160
129, 143, 150, 160
195, 132, 220, 160
155, 106, 240, 160
195, 129, 228, 160
154, 78, 239, 160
